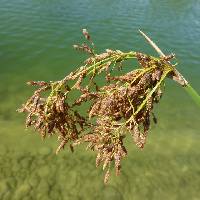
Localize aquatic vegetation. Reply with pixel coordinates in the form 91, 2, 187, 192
18, 29, 200, 183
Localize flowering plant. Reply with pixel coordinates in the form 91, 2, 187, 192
18, 29, 200, 183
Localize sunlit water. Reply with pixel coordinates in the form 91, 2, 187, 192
0, 0, 200, 199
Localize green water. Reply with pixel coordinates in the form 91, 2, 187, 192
0, 0, 200, 199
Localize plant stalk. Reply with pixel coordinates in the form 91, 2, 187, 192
139, 30, 200, 108
184, 84, 200, 107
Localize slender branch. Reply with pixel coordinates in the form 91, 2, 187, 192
139, 30, 165, 57
134, 69, 172, 116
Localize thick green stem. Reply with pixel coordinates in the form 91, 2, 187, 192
184, 84, 200, 108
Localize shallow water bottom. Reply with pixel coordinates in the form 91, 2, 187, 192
0, 119, 199, 200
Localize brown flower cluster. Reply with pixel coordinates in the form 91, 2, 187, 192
18, 29, 174, 183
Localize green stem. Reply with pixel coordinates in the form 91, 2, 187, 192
184, 84, 200, 108
134, 69, 171, 116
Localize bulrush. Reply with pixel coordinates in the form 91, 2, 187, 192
18, 29, 180, 183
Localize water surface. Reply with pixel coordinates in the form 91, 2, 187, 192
0, 0, 200, 199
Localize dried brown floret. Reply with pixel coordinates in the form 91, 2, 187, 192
73, 43, 94, 55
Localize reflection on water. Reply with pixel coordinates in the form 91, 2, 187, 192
0, 0, 200, 199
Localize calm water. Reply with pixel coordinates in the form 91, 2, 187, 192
0, 0, 200, 199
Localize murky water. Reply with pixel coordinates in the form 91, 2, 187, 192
0, 0, 200, 199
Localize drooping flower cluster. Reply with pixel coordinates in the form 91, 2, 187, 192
18, 29, 175, 183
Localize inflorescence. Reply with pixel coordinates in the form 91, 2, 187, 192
18, 29, 176, 183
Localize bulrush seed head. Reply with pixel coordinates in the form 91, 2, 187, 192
18, 29, 176, 183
